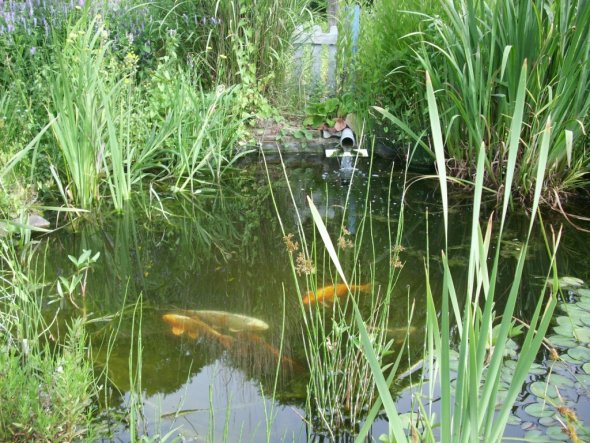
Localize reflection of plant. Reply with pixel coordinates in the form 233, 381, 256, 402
56, 249, 100, 312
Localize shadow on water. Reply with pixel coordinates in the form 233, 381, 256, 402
34, 155, 590, 441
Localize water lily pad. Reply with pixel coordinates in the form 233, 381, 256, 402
583, 363, 590, 374
547, 373, 575, 388
507, 414, 522, 426
529, 363, 548, 376
547, 335, 577, 348
525, 402, 555, 418
574, 373, 590, 387
559, 276, 585, 289
567, 346, 590, 362
553, 325, 574, 336
530, 381, 559, 399
560, 353, 583, 364
572, 327, 590, 343
575, 299, 590, 311
521, 421, 537, 431
555, 315, 582, 327
559, 305, 588, 320
524, 430, 552, 442
539, 415, 558, 427
575, 288, 590, 298
546, 425, 569, 440
505, 360, 518, 370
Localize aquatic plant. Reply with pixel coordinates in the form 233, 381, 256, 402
412, 0, 590, 198
356, 66, 558, 441
263, 146, 407, 437
0, 239, 104, 441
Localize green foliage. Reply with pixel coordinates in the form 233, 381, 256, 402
365, 68, 557, 442
304, 97, 341, 127
303, 95, 354, 127
353, 0, 441, 139
0, 321, 98, 442
0, 240, 102, 442
415, 0, 590, 195
47, 14, 114, 209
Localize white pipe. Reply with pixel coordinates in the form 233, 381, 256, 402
340, 127, 355, 150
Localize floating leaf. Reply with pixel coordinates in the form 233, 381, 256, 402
574, 374, 590, 388
567, 346, 590, 362
559, 276, 585, 289
555, 315, 582, 327
582, 363, 590, 374
529, 363, 547, 376
539, 416, 557, 427
547, 373, 574, 388
576, 288, 590, 298
560, 353, 583, 364
505, 360, 518, 370
507, 414, 522, 426
558, 305, 588, 322
547, 335, 577, 348
524, 430, 552, 442
572, 327, 590, 343
521, 421, 537, 431
553, 325, 574, 336
575, 299, 590, 311
530, 381, 559, 399
524, 402, 555, 418
546, 425, 569, 440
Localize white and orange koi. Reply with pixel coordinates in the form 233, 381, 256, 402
162, 313, 233, 348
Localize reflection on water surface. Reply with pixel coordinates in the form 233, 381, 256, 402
35, 156, 590, 441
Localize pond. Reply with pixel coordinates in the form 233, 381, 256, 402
35, 155, 590, 442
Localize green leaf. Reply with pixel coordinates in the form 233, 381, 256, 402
524, 402, 555, 418
547, 335, 576, 348
547, 373, 574, 388
567, 346, 590, 362
558, 276, 585, 289
530, 381, 559, 399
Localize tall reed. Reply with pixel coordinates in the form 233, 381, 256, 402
355, 65, 558, 442
414, 0, 590, 196
262, 147, 407, 437
48, 14, 112, 210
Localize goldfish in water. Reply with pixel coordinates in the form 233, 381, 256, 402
162, 313, 233, 349
302, 283, 372, 304
185, 310, 269, 332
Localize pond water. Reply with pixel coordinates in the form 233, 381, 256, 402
36, 155, 590, 442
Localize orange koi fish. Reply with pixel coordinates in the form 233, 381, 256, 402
162, 313, 233, 349
302, 283, 372, 305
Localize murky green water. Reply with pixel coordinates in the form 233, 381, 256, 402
36, 156, 590, 441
